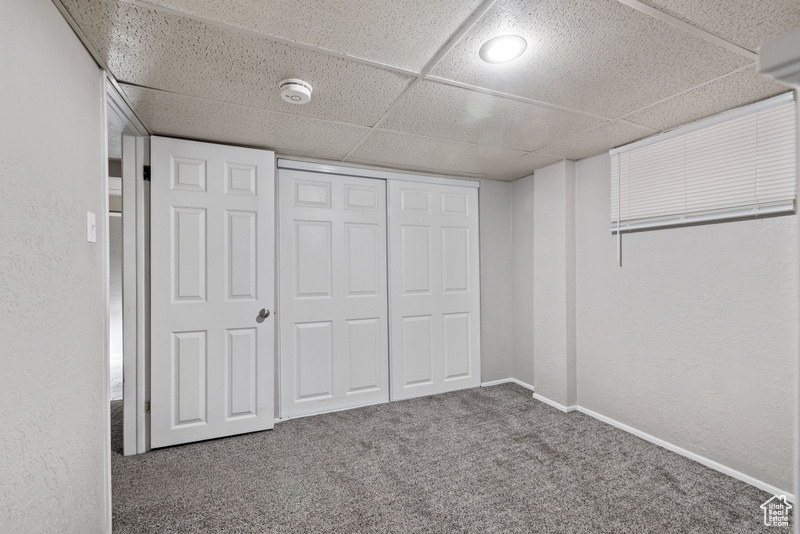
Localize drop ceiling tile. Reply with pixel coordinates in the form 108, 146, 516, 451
624, 65, 790, 132
541, 120, 655, 160
639, 0, 800, 53
430, 0, 750, 118
120, 85, 370, 160
347, 130, 528, 179
139, 0, 485, 73
61, 0, 412, 126
380, 81, 606, 152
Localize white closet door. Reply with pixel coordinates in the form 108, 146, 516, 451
150, 137, 275, 448
279, 169, 389, 417
389, 181, 481, 400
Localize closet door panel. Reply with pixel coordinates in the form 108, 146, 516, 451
389, 181, 481, 400
279, 170, 389, 417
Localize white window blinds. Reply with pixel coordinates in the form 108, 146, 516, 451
610, 92, 797, 233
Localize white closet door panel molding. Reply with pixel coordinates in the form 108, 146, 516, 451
150, 137, 275, 448
389, 181, 481, 400
279, 169, 389, 418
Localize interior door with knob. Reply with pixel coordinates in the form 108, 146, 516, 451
278, 169, 389, 418
150, 136, 275, 448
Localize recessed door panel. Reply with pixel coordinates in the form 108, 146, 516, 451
346, 223, 379, 296
171, 157, 207, 192
173, 331, 207, 426
227, 328, 257, 418
225, 163, 257, 196
173, 207, 206, 302
443, 313, 470, 380
151, 137, 275, 448
227, 210, 256, 300
295, 221, 332, 298
401, 225, 430, 294
347, 318, 381, 393
295, 322, 333, 400
279, 170, 389, 418
442, 227, 469, 293
402, 315, 433, 386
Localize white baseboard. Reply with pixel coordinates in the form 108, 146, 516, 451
577, 406, 796, 503
532, 393, 577, 413
481, 378, 535, 392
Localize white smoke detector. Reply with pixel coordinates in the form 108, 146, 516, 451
279, 79, 313, 105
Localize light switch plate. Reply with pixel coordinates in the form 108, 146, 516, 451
87, 211, 96, 243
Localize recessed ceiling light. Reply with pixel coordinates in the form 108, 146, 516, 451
479, 35, 527, 64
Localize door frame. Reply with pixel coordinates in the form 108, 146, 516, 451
107, 78, 150, 455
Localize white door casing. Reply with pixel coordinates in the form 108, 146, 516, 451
150, 137, 275, 448
388, 181, 481, 400
279, 169, 389, 417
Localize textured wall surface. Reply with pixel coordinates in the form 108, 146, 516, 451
512, 175, 535, 386
109, 215, 122, 357
0, 0, 107, 531
478, 180, 513, 381
532, 161, 577, 407
575, 152, 798, 493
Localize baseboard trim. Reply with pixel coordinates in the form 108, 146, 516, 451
531, 393, 577, 413
481, 378, 535, 392
577, 406, 796, 503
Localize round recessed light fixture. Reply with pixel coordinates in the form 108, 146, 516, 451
279, 79, 313, 105
479, 34, 527, 64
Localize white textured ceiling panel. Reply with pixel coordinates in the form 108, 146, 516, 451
347, 130, 529, 178
430, 0, 750, 118
638, 0, 800, 53
540, 120, 655, 160
380, 81, 606, 152
121, 85, 370, 160
624, 66, 790, 132
138, 0, 485, 73
61, 0, 413, 126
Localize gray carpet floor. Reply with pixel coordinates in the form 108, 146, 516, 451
110, 384, 790, 533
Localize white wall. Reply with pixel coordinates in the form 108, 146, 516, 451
478, 179, 514, 381
575, 152, 798, 493
532, 161, 577, 407
109, 214, 123, 358
0, 0, 108, 531
511, 175, 535, 386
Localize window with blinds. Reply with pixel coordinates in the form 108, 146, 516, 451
610, 92, 797, 233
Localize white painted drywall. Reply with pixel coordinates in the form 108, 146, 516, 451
512, 174, 535, 386
0, 0, 108, 531
575, 152, 798, 493
478, 179, 514, 381
109, 214, 123, 358
532, 161, 577, 408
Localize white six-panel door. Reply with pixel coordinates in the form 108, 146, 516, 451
150, 137, 275, 448
388, 181, 481, 400
279, 170, 389, 417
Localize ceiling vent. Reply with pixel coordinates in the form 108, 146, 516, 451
279, 79, 313, 105
759, 27, 800, 88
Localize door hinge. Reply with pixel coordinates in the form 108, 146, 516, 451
143, 165, 151, 181
145, 401, 151, 413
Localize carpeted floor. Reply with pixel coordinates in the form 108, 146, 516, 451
110, 384, 790, 533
